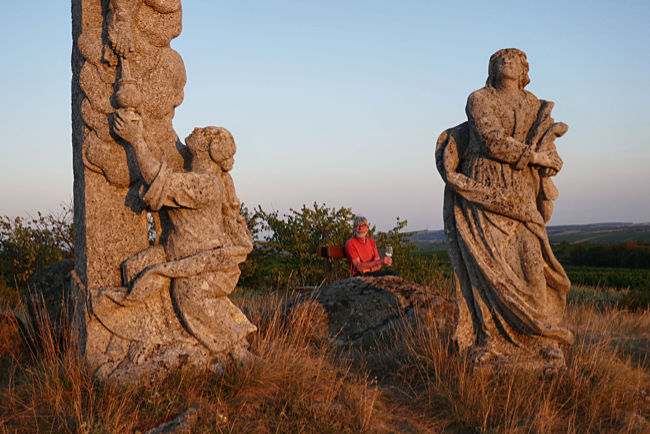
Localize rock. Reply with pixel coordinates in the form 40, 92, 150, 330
26, 258, 74, 345
287, 275, 456, 347
0, 312, 26, 358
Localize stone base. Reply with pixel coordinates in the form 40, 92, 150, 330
87, 331, 253, 383
72, 271, 255, 383
466, 341, 568, 376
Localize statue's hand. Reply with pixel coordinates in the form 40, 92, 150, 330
144, 0, 181, 14
113, 111, 143, 144
531, 150, 562, 173
109, 22, 134, 57
541, 167, 559, 177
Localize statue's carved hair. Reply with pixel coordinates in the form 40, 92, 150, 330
486, 48, 530, 90
185, 126, 236, 163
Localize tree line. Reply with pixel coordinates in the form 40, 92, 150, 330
3, 204, 648, 306
1, 203, 444, 304
552, 240, 650, 269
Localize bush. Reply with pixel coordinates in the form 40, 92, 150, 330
0, 205, 73, 305
238, 203, 419, 289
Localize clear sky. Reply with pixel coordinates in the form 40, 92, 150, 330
1, 1, 649, 231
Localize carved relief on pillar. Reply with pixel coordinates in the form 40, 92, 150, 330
77, 0, 186, 187
72, 1, 258, 382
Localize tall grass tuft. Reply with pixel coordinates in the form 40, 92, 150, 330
0, 290, 388, 432
215, 291, 386, 432
376, 292, 650, 432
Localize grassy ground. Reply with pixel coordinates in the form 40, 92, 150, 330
0, 282, 648, 432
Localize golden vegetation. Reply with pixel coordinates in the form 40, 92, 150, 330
1, 284, 648, 432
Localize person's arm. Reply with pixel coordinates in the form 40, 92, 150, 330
351, 257, 390, 274
347, 240, 391, 274
113, 112, 161, 185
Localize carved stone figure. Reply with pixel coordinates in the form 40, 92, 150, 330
73, 0, 185, 295
88, 120, 255, 379
71, 1, 255, 381
435, 49, 573, 371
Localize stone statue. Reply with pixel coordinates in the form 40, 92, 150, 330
71, 1, 256, 381
86, 118, 255, 379
435, 48, 573, 372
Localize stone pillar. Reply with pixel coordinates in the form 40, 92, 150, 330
71, 2, 256, 382
71, 0, 186, 369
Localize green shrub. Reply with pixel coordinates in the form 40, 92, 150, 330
238, 203, 420, 289
0, 205, 73, 305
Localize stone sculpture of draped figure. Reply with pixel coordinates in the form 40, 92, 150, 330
435, 48, 573, 372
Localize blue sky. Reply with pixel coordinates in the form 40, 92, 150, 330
1, 1, 649, 230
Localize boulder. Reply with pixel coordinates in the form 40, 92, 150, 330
287, 275, 457, 347
26, 258, 75, 344
0, 312, 26, 358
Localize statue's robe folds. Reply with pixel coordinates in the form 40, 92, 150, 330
91, 163, 255, 357
436, 88, 573, 359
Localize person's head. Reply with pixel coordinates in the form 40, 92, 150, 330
485, 48, 530, 90
185, 126, 236, 171
353, 216, 369, 239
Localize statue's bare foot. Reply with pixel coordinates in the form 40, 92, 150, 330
541, 344, 566, 376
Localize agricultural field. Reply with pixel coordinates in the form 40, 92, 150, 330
547, 223, 650, 244
415, 223, 650, 295
414, 222, 650, 249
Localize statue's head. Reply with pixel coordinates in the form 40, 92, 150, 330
486, 48, 530, 90
185, 127, 236, 171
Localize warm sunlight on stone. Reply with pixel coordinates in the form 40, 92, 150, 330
71, 0, 256, 382
436, 48, 572, 373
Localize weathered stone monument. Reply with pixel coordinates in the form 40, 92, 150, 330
71, 0, 255, 381
435, 48, 573, 372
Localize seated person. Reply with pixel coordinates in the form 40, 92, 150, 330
344, 216, 394, 276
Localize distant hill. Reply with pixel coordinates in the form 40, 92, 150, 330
412, 222, 650, 247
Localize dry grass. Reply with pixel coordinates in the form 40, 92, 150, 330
369, 293, 650, 432
0, 286, 648, 432
0, 292, 387, 433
